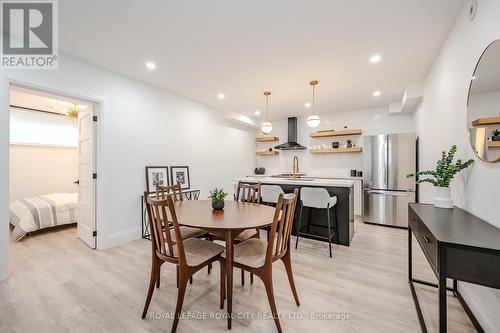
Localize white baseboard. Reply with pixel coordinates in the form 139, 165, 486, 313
99, 227, 141, 250
459, 282, 500, 333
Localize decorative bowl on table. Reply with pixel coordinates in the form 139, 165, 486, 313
212, 200, 225, 210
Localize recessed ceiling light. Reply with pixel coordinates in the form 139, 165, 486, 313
254, 110, 261, 116
217, 93, 225, 100
145, 61, 156, 70
370, 54, 382, 63
304, 102, 311, 108
372, 90, 381, 97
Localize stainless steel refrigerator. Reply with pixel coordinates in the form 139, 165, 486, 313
363, 133, 416, 228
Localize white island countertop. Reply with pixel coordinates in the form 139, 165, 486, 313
238, 176, 355, 188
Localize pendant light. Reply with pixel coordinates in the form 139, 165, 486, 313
307, 80, 320, 128
261, 91, 273, 134
67, 104, 79, 120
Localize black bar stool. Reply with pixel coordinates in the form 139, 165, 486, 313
295, 187, 338, 257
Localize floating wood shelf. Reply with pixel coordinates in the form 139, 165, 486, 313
256, 151, 279, 156
488, 141, 500, 148
472, 117, 500, 127
310, 147, 362, 154
256, 136, 279, 142
310, 129, 362, 138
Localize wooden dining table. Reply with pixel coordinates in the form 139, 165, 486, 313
174, 199, 276, 329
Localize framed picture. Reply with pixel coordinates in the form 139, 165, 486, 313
145, 166, 169, 193
170, 166, 190, 190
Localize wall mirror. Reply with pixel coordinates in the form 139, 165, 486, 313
467, 39, 500, 163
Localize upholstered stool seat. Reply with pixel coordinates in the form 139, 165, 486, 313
261, 185, 284, 205
295, 187, 338, 257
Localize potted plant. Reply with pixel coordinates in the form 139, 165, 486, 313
210, 188, 228, 210
492, 129, 500, 141
407, 145, 473, 208
346, 139, 353, 148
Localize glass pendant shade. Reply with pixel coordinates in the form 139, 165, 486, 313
261, 121, 273, 134
307, 114, 320, 128
261, 91, 272, 134
307, 80, 321, 128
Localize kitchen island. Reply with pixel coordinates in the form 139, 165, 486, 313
239, 177, 355, 246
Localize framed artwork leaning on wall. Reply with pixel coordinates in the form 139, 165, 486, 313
170, 166, 190, 190
145, 166, 169, 193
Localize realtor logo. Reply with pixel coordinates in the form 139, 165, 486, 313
1, 0, 58, 69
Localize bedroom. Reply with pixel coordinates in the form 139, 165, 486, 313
8, 85, 96, 248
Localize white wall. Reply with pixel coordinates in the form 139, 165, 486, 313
0, 70, 9, 281
9, 145, 78, 203
256, 106, 415, 176
0, 54, 256, 280
414, 1, 500, 331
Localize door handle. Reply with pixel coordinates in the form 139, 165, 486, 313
422, 236, 431, 243
73, 180, 80, 185
367, 190, 409, 196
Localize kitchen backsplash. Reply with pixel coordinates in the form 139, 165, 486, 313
255, 106, 414, 176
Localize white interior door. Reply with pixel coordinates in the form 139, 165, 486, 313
77, 106, 96, 248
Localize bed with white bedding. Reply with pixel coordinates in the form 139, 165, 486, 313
9, 193, 78, 241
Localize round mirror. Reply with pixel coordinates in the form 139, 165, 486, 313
467, 40, 500, 163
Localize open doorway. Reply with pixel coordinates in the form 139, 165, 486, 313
8, 84, 98, 249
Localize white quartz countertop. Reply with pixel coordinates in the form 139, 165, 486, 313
239, 176, 355, 187
249, 174, 363, 181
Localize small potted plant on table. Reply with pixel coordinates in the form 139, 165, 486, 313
210, 188, 228, 210
346, 139, 353, 148
492, 129, 500, 141
407, 145, 473, 208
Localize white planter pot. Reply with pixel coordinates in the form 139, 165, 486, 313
434, 186, 453, 208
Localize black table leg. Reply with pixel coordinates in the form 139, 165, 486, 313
438, 247, 447, 333
409, 224, 429, 333
408, 226, 412, 281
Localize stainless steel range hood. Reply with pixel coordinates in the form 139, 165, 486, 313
274, 117, 306, 150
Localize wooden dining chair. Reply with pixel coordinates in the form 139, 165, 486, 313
224, 189, 300, 333
211, 181, 262, 285
235, 181, 261, 203
156, 182, 184, 201
142, 192, 226, 333
234, 181, 262, 241
156, 182, 208, 242
153, 183, 209, 285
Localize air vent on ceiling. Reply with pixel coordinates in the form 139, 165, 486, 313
468, 0, 477, 21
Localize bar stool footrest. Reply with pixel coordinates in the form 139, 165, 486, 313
297, 229, 336, 241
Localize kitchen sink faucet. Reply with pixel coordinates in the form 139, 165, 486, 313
291, 156, 299, 180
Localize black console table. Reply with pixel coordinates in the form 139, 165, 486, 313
408, 203, 500, 333
141, 189, 200, 240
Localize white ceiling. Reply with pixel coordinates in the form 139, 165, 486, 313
59, 0, 466, 121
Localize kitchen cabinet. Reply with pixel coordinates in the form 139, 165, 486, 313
353, 179, 362, 216
240, 177, 355, 246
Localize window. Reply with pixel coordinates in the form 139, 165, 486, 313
10, 108, 78, 147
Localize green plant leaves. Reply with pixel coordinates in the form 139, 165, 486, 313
210, 188, 227, 202
406, 145, 474, 187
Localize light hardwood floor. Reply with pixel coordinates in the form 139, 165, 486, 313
1, 221, 476, 333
